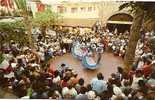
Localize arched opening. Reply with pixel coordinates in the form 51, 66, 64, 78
107, 13, 133, 33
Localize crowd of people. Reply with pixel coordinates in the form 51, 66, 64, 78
34, 27, 130, 59
105, 31, 129, 58
0, 26, 155, 99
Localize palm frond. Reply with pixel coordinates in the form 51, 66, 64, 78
14, 0, 28, 14
119, 2, 130, 11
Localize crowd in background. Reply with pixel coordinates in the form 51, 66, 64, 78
1, 26, 155, 99
32, 27, 130, 60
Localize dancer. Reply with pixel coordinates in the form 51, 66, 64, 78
96, 45, 103, 64
97, 52, 102, 64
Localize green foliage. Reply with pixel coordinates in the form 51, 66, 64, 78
14, 0, 29, 15
0, 21, 29, 46
32, 8, 62, 28
14, 0, 34, 48
119, 2, 155, 21
0, 21, 25, 32
14, 0, 33, 23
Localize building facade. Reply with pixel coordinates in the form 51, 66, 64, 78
50, 1, 132, 28
55, 1, 99, 27
29, 0, 133, 31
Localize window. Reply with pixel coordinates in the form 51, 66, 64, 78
57, 6, 64, 13
64, 7, 67, 12
71, 7, 77, 13
93, 6, 96, 11
88, 7, 92, 12
80, 7, 86, 12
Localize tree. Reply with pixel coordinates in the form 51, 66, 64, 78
14, 0, 33, 48
32, 7, 62, 40
0, 21, 29, 48
119, 2, 155, 70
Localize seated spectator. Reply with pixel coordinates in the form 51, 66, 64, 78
75, 86, 88, 100
116, 66, 124, 80
69, 72, 79, 86
62, 84, 77, 99
138, 80, 148, 95
147, 72, 155, 96
108, 73, 121, 87
111, 84, 126, 100
131, 70, 144, 90
91, 73, 107, 95
75, 78, 85, 93
85, 82, 100, 99
142, 60, 151, 78
53, 70, 61, 84
60, 76, 69, 88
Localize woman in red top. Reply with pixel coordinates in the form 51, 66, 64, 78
142, 60, 151, 78
61, 76, 69, 88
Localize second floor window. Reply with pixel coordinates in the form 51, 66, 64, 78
88, 7, 92, 12
57, 6, 64, 13
80, 7, 85, 12
71, 7, 77, 13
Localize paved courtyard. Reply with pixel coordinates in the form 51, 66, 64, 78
50, 52, 124, 84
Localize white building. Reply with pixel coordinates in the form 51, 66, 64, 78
29, 0, 133, 32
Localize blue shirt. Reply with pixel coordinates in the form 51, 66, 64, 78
91, 78, 107, 94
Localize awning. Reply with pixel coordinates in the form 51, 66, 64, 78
107, 21, 132, 25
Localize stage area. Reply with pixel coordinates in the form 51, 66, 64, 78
50, 52, 124, 84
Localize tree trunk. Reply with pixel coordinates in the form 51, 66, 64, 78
41, 26, 46, 42
24, 16, 33, 48
27, 22, 33, 48
124, 8, 144, 70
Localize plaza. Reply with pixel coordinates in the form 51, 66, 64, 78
0, 0, 155, 99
